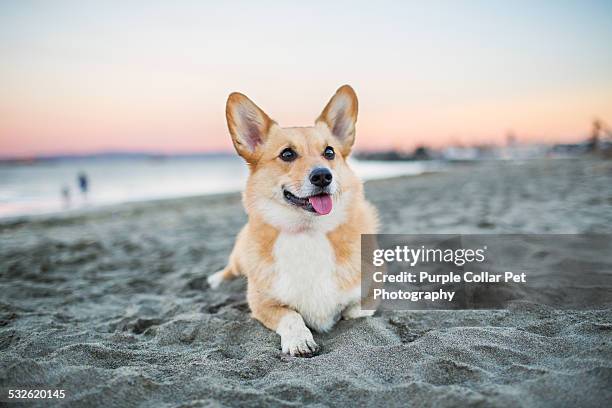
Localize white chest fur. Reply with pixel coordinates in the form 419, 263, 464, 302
271, 230, 357, 332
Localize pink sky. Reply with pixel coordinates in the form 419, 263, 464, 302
1, 1, 611, 157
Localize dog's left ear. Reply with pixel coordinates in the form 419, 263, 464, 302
316, 85, 358, 156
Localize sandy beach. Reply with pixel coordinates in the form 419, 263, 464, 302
1, 158, 611, 407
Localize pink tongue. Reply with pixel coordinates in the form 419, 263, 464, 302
308, 194, 333, 215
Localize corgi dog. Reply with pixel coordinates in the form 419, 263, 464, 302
208, 85, 378, 357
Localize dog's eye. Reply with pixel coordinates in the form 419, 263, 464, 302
323, 146, 335, 160
280, 148, 297, 162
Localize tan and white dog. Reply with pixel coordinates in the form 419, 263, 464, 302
208, 85, 378, 357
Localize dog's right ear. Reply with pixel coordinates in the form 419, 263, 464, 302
226, 92, 275, 163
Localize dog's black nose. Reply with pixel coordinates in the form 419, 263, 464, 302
309, 167, 333, 187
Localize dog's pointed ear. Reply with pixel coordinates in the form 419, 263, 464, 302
226, 92, 276, 163
316, 85, 358, 156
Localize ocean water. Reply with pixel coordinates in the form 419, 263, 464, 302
0, 156, 442, 218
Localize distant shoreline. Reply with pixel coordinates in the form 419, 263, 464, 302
0, 167, 452, 227
0, 157, 445, 220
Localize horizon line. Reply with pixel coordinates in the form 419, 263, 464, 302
0, 136, 594, 162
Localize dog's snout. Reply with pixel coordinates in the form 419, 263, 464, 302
309, 168, 332, 187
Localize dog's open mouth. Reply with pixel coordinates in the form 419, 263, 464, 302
283, 190, 333, 215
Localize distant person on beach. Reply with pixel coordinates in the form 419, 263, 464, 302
77, 172, 89, 198
61, 185, 71, 208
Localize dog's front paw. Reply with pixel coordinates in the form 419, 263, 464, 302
342, 304, 375, 320
281, 331, 320, 357
207, 270, 225, 289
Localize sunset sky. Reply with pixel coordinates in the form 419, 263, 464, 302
1, 1, 611, 157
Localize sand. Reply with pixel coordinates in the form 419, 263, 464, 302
1, 158, 611, 407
